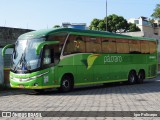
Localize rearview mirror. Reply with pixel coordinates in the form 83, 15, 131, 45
2, 44, 15, 57
36, 41, 59, 55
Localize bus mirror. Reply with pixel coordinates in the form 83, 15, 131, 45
2, 44, 15, 57
36, 41, 59, 55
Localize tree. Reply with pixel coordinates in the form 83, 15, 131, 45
97, 20, 106, 31
148, 18, 155, 27
151, 4, 160, 19
89, 18, 100, 30
89, 14, 129, 33
128, 23, 141, 32
105, 14, 128, 33
89, 14, 141, 33
53, 25, 60, 28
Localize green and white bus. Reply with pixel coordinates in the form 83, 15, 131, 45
2, 28, 158, 92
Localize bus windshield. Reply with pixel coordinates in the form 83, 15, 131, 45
11, 38, 45, 73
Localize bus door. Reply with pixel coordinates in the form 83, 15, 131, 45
37, 42, 60, 86
42, 45, 60, 66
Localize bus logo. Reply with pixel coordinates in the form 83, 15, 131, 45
149, 56, 156, 59
87, 54, 100, 70
104, 55, 123, 64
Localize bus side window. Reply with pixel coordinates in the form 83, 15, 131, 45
149, 41, 156, 53
54, 45, 60, 64
43, 48, 51, 65
102, 38, 116, 53
141, 41, 149, 53
86, 37, 101, 53
74, 36, 85, 53
64, 35, 85, 55
64, 37, 75, 55
129, 40, 141, 53
116, 39, 129, 53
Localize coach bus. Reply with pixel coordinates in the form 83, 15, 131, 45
2, 28, 158, 92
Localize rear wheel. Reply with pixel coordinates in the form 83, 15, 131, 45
59, 75, 73, 92
128, 71, 137, 85
137, 70, 145, 84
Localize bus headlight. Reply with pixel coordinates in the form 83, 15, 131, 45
11, 71, 49, 82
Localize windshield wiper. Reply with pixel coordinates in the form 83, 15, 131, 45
13, 52, 25, 72
13, 41, 29, 73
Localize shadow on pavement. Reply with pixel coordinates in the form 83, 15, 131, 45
0, 77, 159, 96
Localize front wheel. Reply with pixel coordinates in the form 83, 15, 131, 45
59, 76, 73, 92
128, 71, 137, 85
34, 89, 45, 94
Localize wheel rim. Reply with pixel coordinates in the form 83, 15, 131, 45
130, 73, 135, 83
138, 72, 144, 81
139, 74, 143, 80
139, 73, 144, 79
62, 79, 70, 88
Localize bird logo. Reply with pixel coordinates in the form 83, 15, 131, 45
87, 54, 100, 70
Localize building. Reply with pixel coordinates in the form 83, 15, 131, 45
62, 23, 87, 30
125, 16, 160, 40
0, 27, 33, 47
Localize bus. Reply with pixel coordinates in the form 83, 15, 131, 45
2, 28, 158, 92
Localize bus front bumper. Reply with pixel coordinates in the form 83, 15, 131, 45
10, 82, 60, 89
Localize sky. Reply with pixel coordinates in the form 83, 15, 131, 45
0, 0, 159, 30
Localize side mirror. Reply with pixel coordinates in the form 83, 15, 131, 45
2, 44, 15, 57
36, 41, 59, 55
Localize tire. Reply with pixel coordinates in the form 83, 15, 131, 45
34, 89, 45, 93
128, 71, 137, 85
59, 75, 73, 92
137, 70, 145, 84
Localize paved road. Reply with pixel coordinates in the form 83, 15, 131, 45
1, 76, 160, 120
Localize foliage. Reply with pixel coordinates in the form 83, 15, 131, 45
128, 23, 141, 32
89, 18, 101, 30
151, 4, 160, 19
105, 14, 128, 32
89, 14, 140, 33
148, 18, 155, 24
53, 25, 61, 28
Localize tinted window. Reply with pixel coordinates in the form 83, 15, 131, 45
116, 39, 129, 53
149, 41, 156, 53
86, 37, 101, 53
129, 40, 141, 53
102, 38, 116, 53
141, 41, 149, 53
64, 35, 85, 55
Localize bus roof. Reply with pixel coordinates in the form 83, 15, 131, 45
18, 28, 156, 41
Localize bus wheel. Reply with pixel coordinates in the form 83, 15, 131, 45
34, 89, 45, 94
59, 75, 73, 92
137, 70, 145, 84
128, 71, 137, 85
